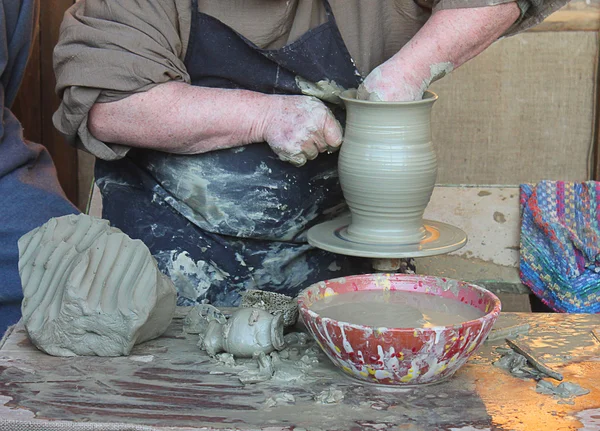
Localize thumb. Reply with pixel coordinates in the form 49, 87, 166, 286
322, 111, 343, 151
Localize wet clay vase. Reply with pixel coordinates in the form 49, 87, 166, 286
201, 308, 285, 358
338, 90, 438, 244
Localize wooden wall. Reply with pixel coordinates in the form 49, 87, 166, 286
12, 0, 77, 205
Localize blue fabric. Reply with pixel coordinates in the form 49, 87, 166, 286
520, 181, 600, 313
0, 0, 78, 335
95, 0, 370, 306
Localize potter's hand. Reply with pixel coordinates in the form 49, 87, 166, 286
357, 62, 426, 102
260, 95, 343, 167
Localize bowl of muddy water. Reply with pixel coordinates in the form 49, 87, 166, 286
298, 274, 501, 386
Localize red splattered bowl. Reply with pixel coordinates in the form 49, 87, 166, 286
298, 274, 501, 386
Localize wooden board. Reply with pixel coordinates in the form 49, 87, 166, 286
40, 0, 79, 205
1, 312, 599, 430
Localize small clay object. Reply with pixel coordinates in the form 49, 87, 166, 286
215, 353, 236, 367
201, 308, 285, 358
183, 303, 226, 334
239, 290, 298, 327
296, 76, 345, 104
284, 332, 310, 346
314, 387, 344, 404
18, 214, 177, 357
264, 393, 296, 408
238, 351, 274, 384
536, 380, 590, 399
493, 350, 544, 379
505, 339, 563, 381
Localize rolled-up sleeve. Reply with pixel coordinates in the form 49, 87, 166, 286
53, 0, 191, 160
418, 0, 570, 36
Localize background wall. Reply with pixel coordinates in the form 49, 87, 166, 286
431, 30, 597, 184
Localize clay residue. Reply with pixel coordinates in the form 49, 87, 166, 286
238, 351, 274, 384
183, 303, 226, 334
536, 380, 589, 404
314, 387, 344, 404
414, 62, 454, 101
296, 76, 346, 104
428, 62, 453, 84
493, 348, 546, 379
208, 331, 323, 387
264, 392, 296, 408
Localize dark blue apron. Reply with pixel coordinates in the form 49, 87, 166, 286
95, 0, 371, 306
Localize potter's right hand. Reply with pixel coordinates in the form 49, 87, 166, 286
259, 95, 343, 167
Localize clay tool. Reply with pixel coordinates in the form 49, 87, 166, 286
505, 338, 563, 381
485, 323, 530, 342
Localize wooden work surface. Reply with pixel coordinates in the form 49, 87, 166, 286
0, 311, 599, 431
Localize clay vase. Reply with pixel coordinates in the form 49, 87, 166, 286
201, 308, 285, 358
339, 90, 438, 244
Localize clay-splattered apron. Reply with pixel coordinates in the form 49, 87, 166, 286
95, 0, 371, 306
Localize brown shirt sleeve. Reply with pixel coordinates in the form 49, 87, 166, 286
53, 0, 191, 160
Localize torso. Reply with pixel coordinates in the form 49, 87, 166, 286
190, 0, 430, 75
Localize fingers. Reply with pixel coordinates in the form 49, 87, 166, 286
278, 152, 307, 167
322, 110, 343, 151
265, 95, 345, 166
301, 140, 320, 160
286, 110, 341, 165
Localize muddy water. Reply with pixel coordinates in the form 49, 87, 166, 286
310, 290, 484, 328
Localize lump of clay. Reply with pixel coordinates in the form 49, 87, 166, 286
314, 387, 344, 404
183, 303, 226, 334
536, 380, 590, 399
238, 351, 274, 384
18, 214, 177, 357
200, 308, 285, 358
239, 289, 298, 327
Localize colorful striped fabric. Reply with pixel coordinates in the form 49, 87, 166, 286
520, 181, 600, 313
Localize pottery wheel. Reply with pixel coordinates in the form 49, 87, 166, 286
307, 214, 467, 258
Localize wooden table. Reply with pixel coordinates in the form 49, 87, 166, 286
1, 311, 599, 431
